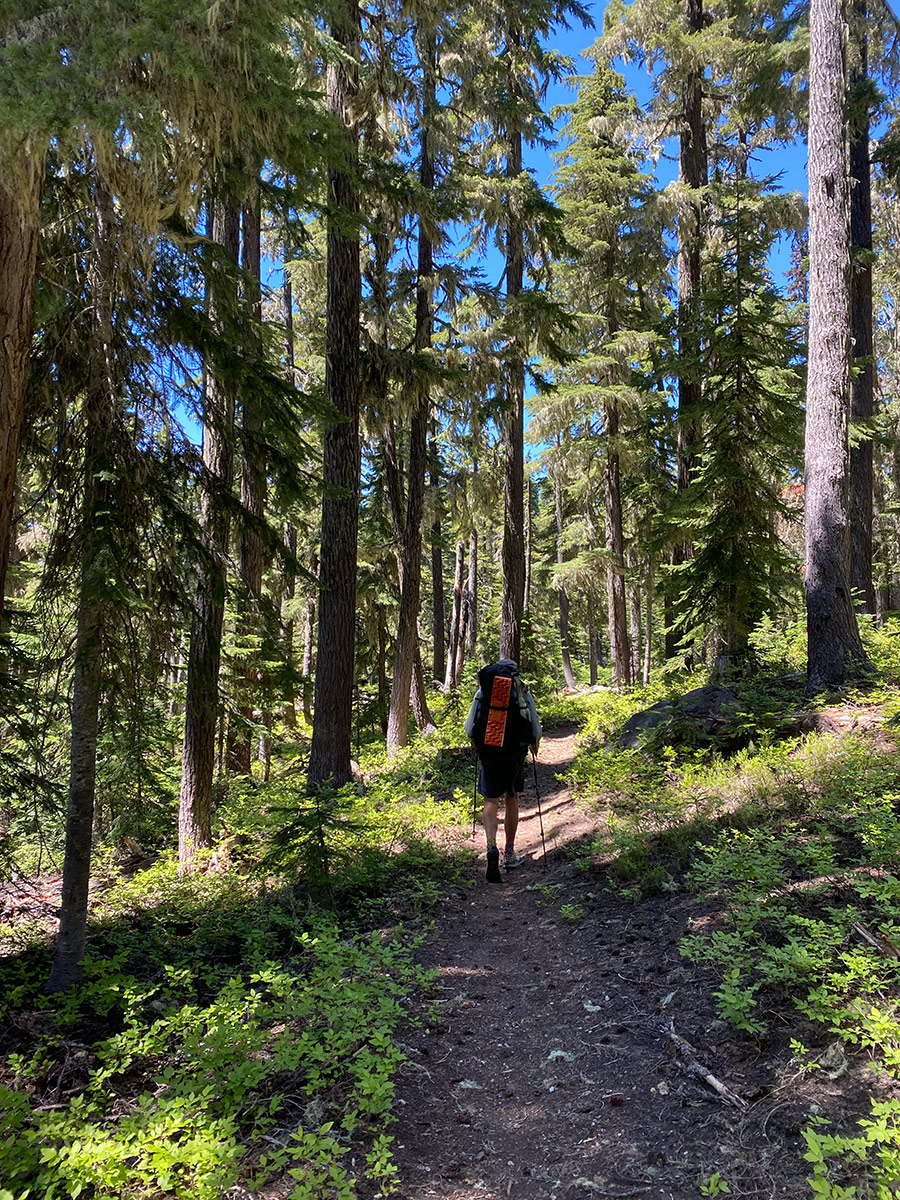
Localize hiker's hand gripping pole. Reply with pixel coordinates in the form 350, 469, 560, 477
531, 749, 547, 871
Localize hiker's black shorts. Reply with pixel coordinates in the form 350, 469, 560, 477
478, 749, 527, 799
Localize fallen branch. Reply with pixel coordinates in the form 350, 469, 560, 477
853, 922, 900, 959
664, 1020, 747, 1110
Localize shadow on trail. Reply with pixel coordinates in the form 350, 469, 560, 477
363, 721, 816, 1200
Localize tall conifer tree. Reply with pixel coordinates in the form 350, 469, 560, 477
458, 0, 588, 664
548, 61, 663, 687
47, 178, 117, 991
308, 0, 362, 785
848, 2, 876, 613
178, 197, 239, 869
386, 22, 438, 753
805, 0, 870, 686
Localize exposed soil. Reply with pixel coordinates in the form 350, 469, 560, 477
3, 725, 890, 1199
359, 725, 882, 1200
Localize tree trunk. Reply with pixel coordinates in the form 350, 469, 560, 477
283, 248, 300, 387
627, 549, 643, 684
555, 470, 577, 689
282, 523, 297, 727
429, 431, 445, 684
259, 715, 272, 783
231, 190, 267, 773
805, 0, 869, 689
179, 196, 239, 869
47, 181, 116, 992
644, 558, 654, 685
454, 582, 468, 682
501, 125, 525, 663
444, 540, 465, 689
467, 527, 478, 656
874, 454, 889, 624
411, 647, 437, 734
848, 7, 875, 613
605, 401, 632, 687
587, 600, 598, 685
0, 153, 42, 630
386, 33, 434, 754
1, 483, 22, 639
376, 604, 389, 733
308, 0, 361, 786
525, 477, 533, 616
385, 409, 428, 749
281, 269, 299, 728
664, 566, 679, 660
302, 552, 317, 727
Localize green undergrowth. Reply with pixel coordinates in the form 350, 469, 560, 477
220, 739, 470, 924
677, 735, 900, 1196
0, 737, 471, 1199
751, 613, 900, 683
1, 890, 430, 1198
563, 662, 900, 1196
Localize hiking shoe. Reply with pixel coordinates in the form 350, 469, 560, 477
504, 850, 525, 870
486, 846, 502, 883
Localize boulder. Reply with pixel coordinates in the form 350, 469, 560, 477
616, 699, 675, 749
616, 685, 742, 750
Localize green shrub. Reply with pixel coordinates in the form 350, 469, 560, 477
1, 908, 431, 1199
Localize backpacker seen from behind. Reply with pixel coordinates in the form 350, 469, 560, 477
468, 661, 534, 755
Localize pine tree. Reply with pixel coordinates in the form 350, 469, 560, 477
600, 0, 807, 662
46, 178, 117, 992
805, 0, 870, 687
674, 174, 803, 656
848, 0, 878, 613
547, 60, 663, 687
457, 0, 588, 665
385, 20, 439, 753
230, 187, 268, 773
178, 196, 239, 870
308, 0, 362, 786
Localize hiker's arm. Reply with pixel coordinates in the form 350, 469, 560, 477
464, 691, 481, 741
526, 690, 542, 753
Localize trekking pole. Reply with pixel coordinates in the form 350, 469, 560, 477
472, 752, 479, 838
531, 749, 547, 871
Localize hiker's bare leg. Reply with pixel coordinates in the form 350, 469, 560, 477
483, 798, 500, 847
504, 791, 519, 852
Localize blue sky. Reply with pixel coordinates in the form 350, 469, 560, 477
527, 0, 809, 281
534, 0, 811, 191
512, 1, 812, 448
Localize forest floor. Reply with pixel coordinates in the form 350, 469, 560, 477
357, 724, 881, 1200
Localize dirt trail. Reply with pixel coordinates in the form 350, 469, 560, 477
359, 726, 818, 1200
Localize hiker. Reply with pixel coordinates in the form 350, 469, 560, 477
464, 658, 541, 882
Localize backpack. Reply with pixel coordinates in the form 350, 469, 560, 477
470, 662, 533, 754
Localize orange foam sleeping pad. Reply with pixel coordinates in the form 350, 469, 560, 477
484, 675, 512, 747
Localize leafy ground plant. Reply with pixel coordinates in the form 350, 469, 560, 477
0, 728, 470, 1199
674, 735, 900, 1194
0, 871, 434, 1199
562, 667, 900, 1196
